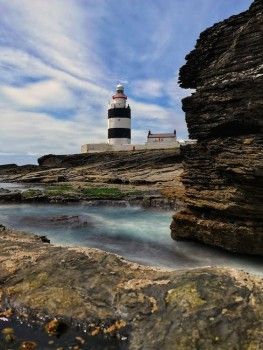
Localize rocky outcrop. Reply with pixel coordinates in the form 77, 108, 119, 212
38, 149, 181, 169
171, 0, 263, 254
0, 226, 263, 349
0, 149, 182, 185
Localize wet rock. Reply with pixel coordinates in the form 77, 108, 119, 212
44, 319, 68, 336
0, 308, 13, 318
39, 235, 50, 244
0, 191, 21, 203
0, 188, 11, 194
19, 341, 37, 350
171, 0, 263, 255
20, 215, 96, 230
1, 327, 15, 343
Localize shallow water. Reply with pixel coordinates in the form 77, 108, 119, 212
0, 203, 262, 276
0, 315, 127, 349
0, 182, 44, 191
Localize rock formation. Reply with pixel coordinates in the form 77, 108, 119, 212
171, 0, 263, 255
1, 226, 263, 349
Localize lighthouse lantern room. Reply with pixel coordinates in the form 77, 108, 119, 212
108, 84, 131, 145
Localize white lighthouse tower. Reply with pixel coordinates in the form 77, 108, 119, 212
108, 84, 131, 145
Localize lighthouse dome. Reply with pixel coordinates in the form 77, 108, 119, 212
116, 84, 124, 91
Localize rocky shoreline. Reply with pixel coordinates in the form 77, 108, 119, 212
0, 148, 183, 211
1, 225, 263, 349
0, 184, 177, 211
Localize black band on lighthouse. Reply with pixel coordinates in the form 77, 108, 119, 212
108, 128, 131, 139
108, 108, 131, 119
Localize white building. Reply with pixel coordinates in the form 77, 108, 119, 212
146, 130, 177, 144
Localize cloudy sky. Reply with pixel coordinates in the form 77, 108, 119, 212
0, 0, 252, 164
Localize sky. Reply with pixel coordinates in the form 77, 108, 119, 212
0, 0, 253, 165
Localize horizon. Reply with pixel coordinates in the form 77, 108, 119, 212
0, 0, 253, 165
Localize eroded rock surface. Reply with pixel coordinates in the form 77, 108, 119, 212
0, 149, 182, 187
0, 226, 262, 349
171, 0, 263, 255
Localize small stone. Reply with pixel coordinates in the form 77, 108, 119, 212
104, 320, 126, 334
75, 336, 85, 345
44, 319, 67, 336
0, 309, 13, 318
235, 296, 243, 303
19, 341, 37, 350
91, 327, 100, 336
243, 138, 254, 145
1, 327, 15, 335
4, 333, 16, 343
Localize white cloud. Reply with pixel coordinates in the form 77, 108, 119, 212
0, 80, 75, 109
0, 109, 106, 155
0, 0, 105, 81
131, 80, 164, 98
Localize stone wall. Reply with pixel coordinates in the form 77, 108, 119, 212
81, 142, 180, 153
171, 0, 263, 255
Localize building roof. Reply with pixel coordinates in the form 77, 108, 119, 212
148, 133, 176, 138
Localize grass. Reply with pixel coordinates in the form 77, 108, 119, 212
24, 183, 145, 200
22, 189, 43, 198
46, 184, 74, 196
81, 187, 125, 199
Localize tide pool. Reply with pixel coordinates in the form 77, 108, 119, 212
0, 203, 262, 276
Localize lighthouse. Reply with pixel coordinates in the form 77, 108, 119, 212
108, 84, 131, 145
81, 82, 181, 154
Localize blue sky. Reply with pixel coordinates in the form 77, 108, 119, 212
0, 0, 253, 165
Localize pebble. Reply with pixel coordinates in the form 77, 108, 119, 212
75, 336, 85, 344
19, 341, 37, 350
0, 309, 13, 318
1, 327, 15, 335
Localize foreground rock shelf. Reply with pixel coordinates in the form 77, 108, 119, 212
0, 226, 262, 349
171, 0, 263, 255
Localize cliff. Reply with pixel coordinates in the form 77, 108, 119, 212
171, 0, 263, 255
1, 226, 263, 349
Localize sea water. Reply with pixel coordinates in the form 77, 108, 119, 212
0, 203, 262, 276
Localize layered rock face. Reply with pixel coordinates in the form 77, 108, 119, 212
171, 0, 263, 255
